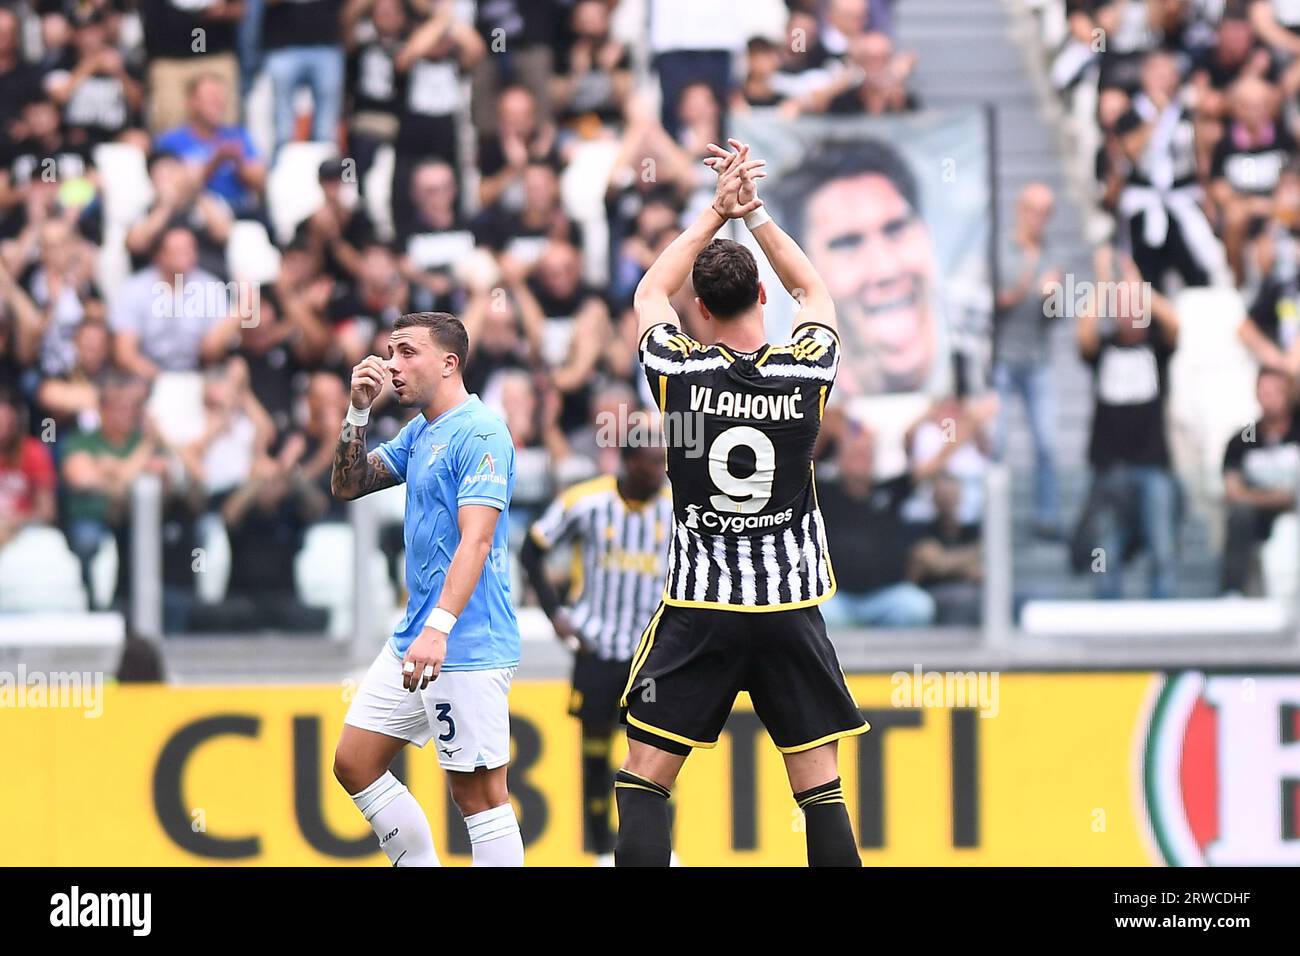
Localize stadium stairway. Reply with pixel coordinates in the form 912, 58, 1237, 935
895, 0, 1222, 601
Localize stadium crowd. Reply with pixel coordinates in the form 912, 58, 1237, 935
1039, 0, 1300, 599
7, 0, 1298, 631
0, 0, 980, 633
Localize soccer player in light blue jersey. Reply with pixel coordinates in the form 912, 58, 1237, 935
330, 310, 523, 867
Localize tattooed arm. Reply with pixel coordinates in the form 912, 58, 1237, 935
332, 355, 400, 500
331, 422, 399, 499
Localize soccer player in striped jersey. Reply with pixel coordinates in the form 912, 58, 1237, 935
520, 443, 672, 863
330, 311, 524, 867
614, 141, 868, 867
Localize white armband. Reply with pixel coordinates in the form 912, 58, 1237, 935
427, 607, 457, 635
345, 403, 371, 426
744, 207, 772, 231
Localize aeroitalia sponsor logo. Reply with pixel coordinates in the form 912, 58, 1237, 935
465, 451, 506, 487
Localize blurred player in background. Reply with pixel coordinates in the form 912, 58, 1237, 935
615, 143, 868, 867
330, 310, 522, 867
520, 441, 672, 864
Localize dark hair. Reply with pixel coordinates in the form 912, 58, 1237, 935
393, 311, 469, 369
146, 149, 180, 174
318, 158, 346, 182
253, 284, 281, 318
620, 442, 663, 466
641, 184, 684, 209
0, 385, 22, 413
771, 139, 919, 239
0, 386, 27, 447
412, 157, 454, 178
150, 222, 196, 260
100, 372, 144, 403
692, 239, 760, 320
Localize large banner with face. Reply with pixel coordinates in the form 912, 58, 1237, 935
729, 110, 993, 403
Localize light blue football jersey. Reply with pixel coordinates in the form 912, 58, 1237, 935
374, 395, 520, 670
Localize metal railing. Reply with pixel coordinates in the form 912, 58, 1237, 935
88, 466, 1300, 679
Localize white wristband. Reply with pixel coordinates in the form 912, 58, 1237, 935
744, 207, 772, 231
428, 607, 457, 635
345, 403, 371, 426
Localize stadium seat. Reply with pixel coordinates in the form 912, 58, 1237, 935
1167, 286, 1258, 554
225, 219, 282, 285
146, 371, 206, 447
88, 533, 118, 611
553, 453, 599, 491
0, 526, 88, 612
368, 483, 406, 526
1020, 596, 1292, 634
1066, 68, 1101, 190
561, 139, 621, 286
363, 144, 397, 243
1260, 512, 1300, 600
266, 141, 342, 245
843, 393, 933, 480
95, 222, 134, 303
294, 522, 395, 639
93, 142, 153, 231
245, 70, 276, 162
194, 514, 232, 605
1027, 0, 1068, 50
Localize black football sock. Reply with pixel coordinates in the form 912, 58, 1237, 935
794, 778, 861, 867
614, 770, 672, 867
581, 730, 616, 855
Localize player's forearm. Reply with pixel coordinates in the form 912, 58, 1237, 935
432, 533, 494, 621
519, 535, 563, 619
330, 422, 386, 499
634, 206, 727, 307
749, 218, 834, 323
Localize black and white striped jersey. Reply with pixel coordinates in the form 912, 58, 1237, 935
639, 320, 840, 612
529, 475, 673, 661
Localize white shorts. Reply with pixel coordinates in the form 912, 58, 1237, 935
344, 645, 516, 772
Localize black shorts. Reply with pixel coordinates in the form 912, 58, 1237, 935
568, 653, 632, 727
619, 602, 869, 756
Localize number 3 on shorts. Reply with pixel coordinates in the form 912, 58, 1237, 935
435, 702, 456, 742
